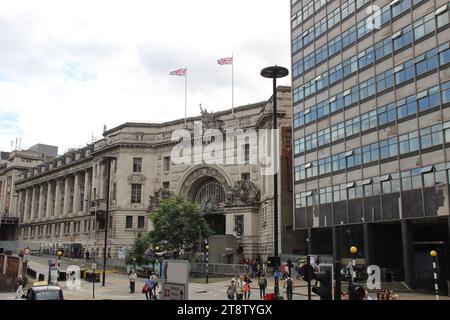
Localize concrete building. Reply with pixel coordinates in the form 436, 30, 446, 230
291, 0, 450, 291
12, 87, 298, 261
28, 144, 59, 158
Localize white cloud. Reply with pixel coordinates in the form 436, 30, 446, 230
0, 0, 290, 154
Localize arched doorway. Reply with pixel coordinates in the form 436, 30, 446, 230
194, 178, 226, 235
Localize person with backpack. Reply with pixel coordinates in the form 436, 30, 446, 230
226, 280, 236, 300
258, 273, 268, 299
284, 276, 294, 301
143, 275, 154, 300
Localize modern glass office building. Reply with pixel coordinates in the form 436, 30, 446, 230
291, 0, 450, 291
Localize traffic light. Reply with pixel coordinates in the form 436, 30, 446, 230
311, 270, 332, 300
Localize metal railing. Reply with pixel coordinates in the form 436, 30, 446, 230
191, 262, 251, 275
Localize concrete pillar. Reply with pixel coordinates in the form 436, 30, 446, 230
38, 184, 45, 220
54, 179, 61, 217
83, 169, 91, 212
363, 223, 374, 266
332, 226, 341, 262
63, 176, 71, 216
45, 181, 53, 218
401, 220, 416, 289
73, 173, 81, 214
30, 186, 37, 222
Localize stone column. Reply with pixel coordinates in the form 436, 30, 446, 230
17, 191, 23, 220
46, 181, 53, 218
38, 184, 45, 220
30, 186, 37, 222
73, 173, 81, 214
83, 169, 91, 212
63, 176, 71, 216
24, 189, 30, 223
54, 179, 61, 217
99, 162, 105, 200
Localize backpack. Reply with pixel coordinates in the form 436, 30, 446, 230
258, 277, 266, 287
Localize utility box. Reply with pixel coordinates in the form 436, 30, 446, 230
207, 235, 238, 264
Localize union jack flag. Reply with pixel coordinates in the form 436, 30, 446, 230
217, 57, 233, 65
169, 68, 187, 76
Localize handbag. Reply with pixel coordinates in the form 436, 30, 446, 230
142, 284, 149, 294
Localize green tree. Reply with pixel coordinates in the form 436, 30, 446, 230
148, 196, 212, 255
126, 230, 151, 266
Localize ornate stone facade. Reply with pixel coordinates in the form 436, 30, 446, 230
10, 86, 294, 261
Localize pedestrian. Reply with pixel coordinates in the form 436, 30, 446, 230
287, 258, 293, 277
128, 269, 137, 293
243, 275, 252, 300
143, 275, 154, 300
284, 276, 293, 301
151, 273, 159, 299
226, 280, 236, 300
236, 276, 244, 300
15, 275, 23, 300
258, 273, 268, 299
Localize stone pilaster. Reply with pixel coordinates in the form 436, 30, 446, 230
17, 191, 23, 220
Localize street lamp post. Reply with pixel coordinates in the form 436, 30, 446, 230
349, 246, 358, 300
102, 156, 115, 287
260, 65, 289, 258
430, 250, 439, 300
205, 241, 209, 284
261, 65, 289, 301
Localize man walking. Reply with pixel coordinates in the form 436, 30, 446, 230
284, 276, 294, 301
258, 273, 268, 299
128, 269, 137, 293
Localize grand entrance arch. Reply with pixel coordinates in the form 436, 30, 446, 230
176, 166, 232, 235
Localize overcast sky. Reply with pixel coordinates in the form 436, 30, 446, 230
0, 0, 291, 154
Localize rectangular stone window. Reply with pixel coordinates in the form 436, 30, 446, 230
138, 216, 145, 229
163, 156, 171, 172
133, 158, 142, 173
131, 184, 142, 204
126, 216, 133, 229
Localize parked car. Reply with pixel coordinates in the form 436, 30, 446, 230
25, 283, 64, 300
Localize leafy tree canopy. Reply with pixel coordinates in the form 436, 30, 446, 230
148, 196, 213, 254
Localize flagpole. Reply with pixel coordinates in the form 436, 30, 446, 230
231, 53, 234, 117
185, 67, 188, 127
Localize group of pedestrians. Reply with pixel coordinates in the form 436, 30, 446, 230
127, 269, 159, 300
226, 273, 270, 300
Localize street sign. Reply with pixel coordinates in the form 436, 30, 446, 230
24, 247, 31, 255
92, 263, 97, 270
163, 282, 186, 300
160, 260, 190, 300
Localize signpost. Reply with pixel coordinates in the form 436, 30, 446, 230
92, 263, 97, 299
160, 260, 190, 300
163, 283, 187, 300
